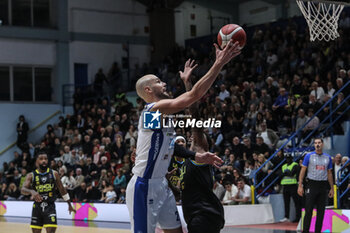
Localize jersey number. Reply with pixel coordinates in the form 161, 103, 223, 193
175, 210, 180, 221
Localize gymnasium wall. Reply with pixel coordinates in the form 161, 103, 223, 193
0, 39, 56, 66
174, 0, 304, 46
239, 0, 302, 26
69, 0, 148, 36
174, 2, 233, 46
239, 1, 277, 26
68, 0, 151, 85
69, 42, 150, 85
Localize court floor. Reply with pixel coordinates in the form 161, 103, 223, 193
0, 216, 298, 233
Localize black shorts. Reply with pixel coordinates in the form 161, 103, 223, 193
187, 213, 224, 233
30, 202, 57, 229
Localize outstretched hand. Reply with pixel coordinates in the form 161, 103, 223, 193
195, 152, 223, 169
179, 59, 198, 83
214, 39, 241, 66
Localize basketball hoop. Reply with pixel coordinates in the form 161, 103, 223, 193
296, 0, 348, 41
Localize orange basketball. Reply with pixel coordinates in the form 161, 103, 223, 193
217, 24, 246, 50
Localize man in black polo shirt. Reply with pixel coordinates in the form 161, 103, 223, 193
298, 138, 333, 233
231, 136, 244, 170
254, 136, 270, 157
242, 136, 256, 162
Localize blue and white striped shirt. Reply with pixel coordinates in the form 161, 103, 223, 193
302, 151, 332, 181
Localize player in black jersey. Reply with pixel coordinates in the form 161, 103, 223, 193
21, 151, 75, 233
179, 60, 225, 233
168, 136, 186, 188
166, 136, 186, 202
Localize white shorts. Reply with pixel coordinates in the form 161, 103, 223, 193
126, 175, 181, 233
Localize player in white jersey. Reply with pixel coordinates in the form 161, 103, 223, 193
126, 39, 241, 233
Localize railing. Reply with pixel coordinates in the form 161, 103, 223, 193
253, 80, 350, 203
336, 158, 350, 208
0, 110, 62, 155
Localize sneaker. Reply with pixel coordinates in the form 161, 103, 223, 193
280, 217, 290, 223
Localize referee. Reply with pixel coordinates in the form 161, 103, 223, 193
298, 137, 334, 233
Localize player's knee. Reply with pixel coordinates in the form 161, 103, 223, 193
32, 229, 42, 233
46, 227, 56, 233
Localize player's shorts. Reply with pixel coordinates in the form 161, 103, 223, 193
30, 202, 57, 229
187, 212, 223, 233
126, 175, 181, 233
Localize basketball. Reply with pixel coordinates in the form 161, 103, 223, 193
217, 24, 246, 50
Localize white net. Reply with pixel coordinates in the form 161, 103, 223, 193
296, 0, 344, 41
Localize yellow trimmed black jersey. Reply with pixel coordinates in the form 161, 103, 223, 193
32, 168, 57, 203
168, 156, 185, 187
180, 159, 224, 227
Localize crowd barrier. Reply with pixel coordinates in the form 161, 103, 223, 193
297, 209, 350, 232
0, 201, 274, 227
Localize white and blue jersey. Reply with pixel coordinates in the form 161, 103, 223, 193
132, 102, 176, 178
126, 103, 181, 233
302, 151, 332, 181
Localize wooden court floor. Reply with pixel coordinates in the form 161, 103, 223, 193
0, 217, 297, 233
0, 216, 131, 233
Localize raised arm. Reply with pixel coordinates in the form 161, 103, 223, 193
53, 170, 75, 214
152, 40, 241, 114
180, 60, 209, 151
180, 59, 200, 119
